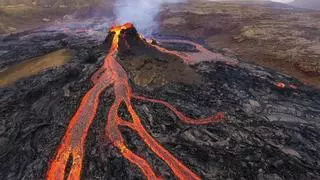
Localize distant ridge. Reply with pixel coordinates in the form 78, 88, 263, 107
203, 0, 293, 9
290, 0, 320, 10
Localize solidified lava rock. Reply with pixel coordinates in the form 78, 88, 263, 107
0, 26, 320, 180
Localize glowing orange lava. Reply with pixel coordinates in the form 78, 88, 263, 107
144, 38, 239, 66
47, 23, 225, 180
275, 82, 286, 89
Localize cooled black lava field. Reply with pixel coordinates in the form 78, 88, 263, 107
0, 24, 320, 180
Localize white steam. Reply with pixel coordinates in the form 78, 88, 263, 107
113, 0, 185, 34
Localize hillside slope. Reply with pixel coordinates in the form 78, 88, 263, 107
290, 0, 320, 10
159, 1, 320, 88
0, 1, 113, 34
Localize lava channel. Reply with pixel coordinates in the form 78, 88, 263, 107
47, 23, 225, 180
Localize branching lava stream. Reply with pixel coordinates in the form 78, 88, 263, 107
47, 23, 225, 180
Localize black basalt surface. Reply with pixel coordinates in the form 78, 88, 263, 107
0, 28, 320, 180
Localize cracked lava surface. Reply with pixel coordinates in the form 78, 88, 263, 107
46, 23, 225, 180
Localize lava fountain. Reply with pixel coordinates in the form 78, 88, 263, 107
46, 23, 225, 180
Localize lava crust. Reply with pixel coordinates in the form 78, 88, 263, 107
0, 23, 319, 180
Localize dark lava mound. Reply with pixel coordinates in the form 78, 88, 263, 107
104, 24, 202, 88
0, 24, 320, 180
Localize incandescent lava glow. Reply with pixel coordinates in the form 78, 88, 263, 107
47, 23, 225, 180
275, 82, 286, 89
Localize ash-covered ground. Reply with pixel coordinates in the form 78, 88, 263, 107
0, 25, 320, 180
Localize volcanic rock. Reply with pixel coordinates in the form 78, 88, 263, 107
0, 24, 319, 180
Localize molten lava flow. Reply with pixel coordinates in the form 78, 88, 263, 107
47, 23, 225, 180
134, 96, 225, 125
274, 82, 298, 90
144, 38, 239, 66
275, 82, 286, 89
46, 74, 113, 180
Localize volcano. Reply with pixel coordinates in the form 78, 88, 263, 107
0, 23, 320, 180
47, 23, 225, 180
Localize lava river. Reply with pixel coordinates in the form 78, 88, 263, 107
46, 23, 225, 180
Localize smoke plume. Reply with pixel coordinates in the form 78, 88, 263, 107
113, 0, 185, 35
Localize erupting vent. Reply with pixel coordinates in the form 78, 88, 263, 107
46, 23, 225, 180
